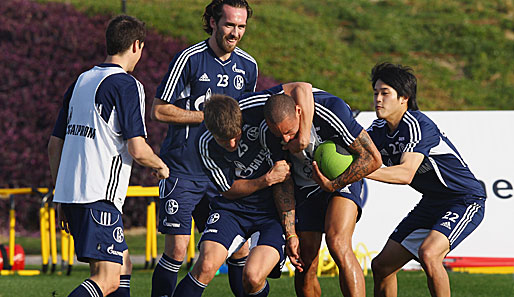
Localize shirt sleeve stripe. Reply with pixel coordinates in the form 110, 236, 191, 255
315, 102, 356, 146
199, 130, 231, 192
403, 111, 422, 152
161, 41, 207, 102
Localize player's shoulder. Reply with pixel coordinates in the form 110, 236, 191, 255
233, 46, 258, 67
102, 72, 140, 91
401, 110, 435, 130
238, 85, 283, 110
172, 40, 209, 62
313, 88, 351, 114
367, 118, 387, 132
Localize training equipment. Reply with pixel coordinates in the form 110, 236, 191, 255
314, 140, 354, 180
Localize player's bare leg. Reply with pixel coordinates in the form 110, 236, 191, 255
164, 234, 191, 260
120, 249, 132, 275
89, 260, 122, 295
190, 240, 228, 284
242, 245, 279, 294
295, 231, 322, 297
324, 196, 364, 297
419, 231, 451, 297
371, 239, 413, 297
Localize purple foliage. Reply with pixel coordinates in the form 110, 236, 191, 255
0, 0, 279, 233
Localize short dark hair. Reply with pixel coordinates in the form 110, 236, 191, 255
202, 0, 253, 35
106, 15, 146, 55
370, 62, 419, 110
263, 94, 297, 124
204, 94, 242, 139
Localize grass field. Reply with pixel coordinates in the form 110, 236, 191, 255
2, 234, 513, 296
36, 0, 514, 111
0, 264, 513, 296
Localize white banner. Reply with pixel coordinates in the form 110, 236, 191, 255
353, 111, 514, 259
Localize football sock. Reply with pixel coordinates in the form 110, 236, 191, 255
107, 275, 130, 297
227, 256, 247, 297
151, 254, 182, 297
173, 272, 207, 297
68, 279, 104, 297
244, 280, 269, 297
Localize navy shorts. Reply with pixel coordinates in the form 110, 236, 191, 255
200, 210, 285, 266
295, 181, 363, 232
158, 176, 219, 235
62, 201, 128, 264
390, 194, 485, 258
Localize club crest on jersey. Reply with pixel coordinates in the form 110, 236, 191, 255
246, 126, 259, 141
165, 199, 179, 215
113, 227, 124, 243
233, 75, 244, 90
207, 213, 220, 224
232, 63, 246, 75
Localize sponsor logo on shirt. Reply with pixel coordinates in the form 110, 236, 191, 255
162, 218, 180, 228
232, 63, 246, 75
199, 73, 210, 82
204, 228, 218, 234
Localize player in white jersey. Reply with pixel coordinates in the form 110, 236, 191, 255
150, 1, 259, 296
48, 15, 169, 297
366, 63, 486, 297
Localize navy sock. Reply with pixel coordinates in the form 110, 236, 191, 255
244, 280, 269, 297
68, 279, 104, 297
107, 275, 130, 297
151, 254, 182, 297
227, 256, 247, 297
173, 272, 207, 297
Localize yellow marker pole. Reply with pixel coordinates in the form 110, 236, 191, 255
150, 200, 157, 268
145, 198, 152, 269
8, 195, 15, 269
67, 234, 74, 275
187, 218, 195, 269
49, 204, 58, 273
61, 229, 69, 268
40, 203, 49, 273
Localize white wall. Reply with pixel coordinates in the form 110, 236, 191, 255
353, 111, 514, 258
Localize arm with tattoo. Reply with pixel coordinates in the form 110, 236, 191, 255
312, 129, 382, 192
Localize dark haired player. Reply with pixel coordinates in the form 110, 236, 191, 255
150, 1, 258, 296
48, 15, 169, 297
366, 62, 486, 297
263, 90, 381, 297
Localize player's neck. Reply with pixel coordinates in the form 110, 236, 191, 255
385, 109, 407, 132
208, 37, 231, 61
104, 55, 130, 72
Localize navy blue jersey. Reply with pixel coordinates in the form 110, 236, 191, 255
196, 85, 284, 215
263, 88, 364, 187
367, 110, 485, 198
52, 63, 146, 140
156, 40, 258, 180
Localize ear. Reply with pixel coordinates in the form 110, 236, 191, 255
132, 40, 138, 53
210, 17, 217, 32
295, 105, 302, 117
400, 96, 409, 105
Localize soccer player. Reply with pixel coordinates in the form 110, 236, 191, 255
366, 62, 486, 297
263, 90, 382, 297
173, 82, 314, 297
47, 15, 169, 297
150, 1, 257, 296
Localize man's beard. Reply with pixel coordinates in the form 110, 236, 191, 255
215, 27, 238, 54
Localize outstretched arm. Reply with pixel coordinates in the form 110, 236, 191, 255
221, 160, 290, 200
151, 98, 204, 125
273, 177, 303, 272
312, 129, 382, 192
128, 136, 170, 179
366, 152, 424, 184
282, 82, 314, 153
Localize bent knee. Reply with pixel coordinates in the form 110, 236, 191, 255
325, 236, 353, 256
242, 272, 265, 292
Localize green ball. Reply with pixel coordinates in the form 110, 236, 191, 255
313, 140, 354, 180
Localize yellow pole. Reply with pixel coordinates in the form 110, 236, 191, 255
67, 234, 74, 275
40, 203, 49, 272
187, 218, 195, 268
151, 200, 157, 268
48, 204, 58, 272
8, 195, 15, 269
145, 199, 151, 269
61, 229, 69, 264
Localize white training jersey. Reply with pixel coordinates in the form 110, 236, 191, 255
53, 65, 145, 212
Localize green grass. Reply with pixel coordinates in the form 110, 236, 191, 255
0, 264, 513, 296
35, 0, 514, 111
